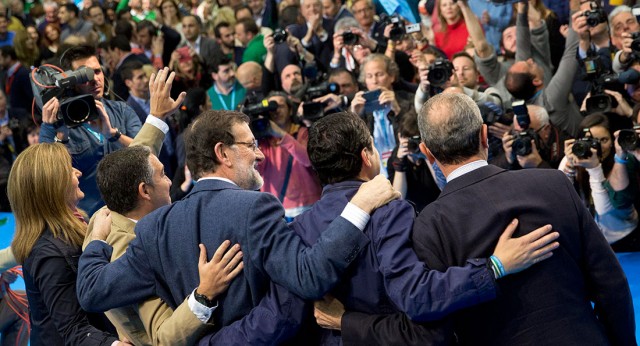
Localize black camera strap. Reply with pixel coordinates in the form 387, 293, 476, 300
279, 155, 294, 202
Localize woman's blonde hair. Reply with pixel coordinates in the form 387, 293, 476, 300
437, 0, 462, 32
9, 143, 86, 264
13, 29, 40, 67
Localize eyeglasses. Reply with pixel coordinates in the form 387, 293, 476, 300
233, 139, 259, 151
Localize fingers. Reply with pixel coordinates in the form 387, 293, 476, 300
211, 240, 231, 262
163, 70, 176, 95
220, 243, 241, 266
199, 244, 207, 266
498, 219, 518, 242
173, 92, 187, 110
225, 250, 243, 273
530, 239, 559, 259
520, 224, 553, 244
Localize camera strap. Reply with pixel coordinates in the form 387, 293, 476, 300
279, 155, 294, 202
83, 123, 104, 143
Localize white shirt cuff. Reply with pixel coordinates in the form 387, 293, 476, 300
187, 288, 217, 323
341, 202, 370, 231
145, 114, 170, 134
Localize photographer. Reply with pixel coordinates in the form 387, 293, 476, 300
256, 91, 321, 220
559, 113, 639, 251
498, 105, 570, 170
39, 45, 143, 215
387, 112, 440, 212
287, 0, 334, 71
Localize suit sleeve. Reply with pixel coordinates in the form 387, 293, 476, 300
375, 202, 497, 322
131, 122, 166, 156
247, 193, 370, 299
137, 297, 214, 346
562, 172, 636, 345
197, 282, 306, 345
77, 235, 156, 312
29, 243, 118, 346
341, 311, 453, 346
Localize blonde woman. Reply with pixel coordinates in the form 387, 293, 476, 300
13, 29, 40, 67
8, 143, 126, 346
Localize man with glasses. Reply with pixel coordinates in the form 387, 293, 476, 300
497, 104, 570, 170
207, 55, 246, 111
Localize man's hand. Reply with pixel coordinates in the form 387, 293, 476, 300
152, 34, 164, 56
264, 34, 275, 54
350, 175, 401, 214
91, 208, 113, 241
516, 140, 543, 168
314, 93, 342, 111
492, 219, 559, 276
572, 11, 590, 42
196, 242, 244, 300
149, 67, 187, 120
314, 295, 345, 330
418, 65, 430, 92
0, 126, 12, 142
350, 91, 366, 115
95, 100, 115, 137
396, 135, 410, 159
481, 10, 490, 25
378, 87, 401, 114
42, 97, 60, 124
605, 90, 633, 118
488, 122, 512, 140
502, 132, 515, 164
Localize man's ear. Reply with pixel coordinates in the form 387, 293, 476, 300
138, 182, 151, 201
481, 124, 489, 149
532, 76, 543, 87
124, 79, 133, 89
361, 147, 372, 168
420, 142, 436, 165
214, 142, 232, 167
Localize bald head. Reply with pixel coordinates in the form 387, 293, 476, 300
236, 61, 263, 89
418, 93, 484, 165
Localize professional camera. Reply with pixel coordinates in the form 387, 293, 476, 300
342, 30, 359, 45
479, 102, 511, 126
581, 54, 620, 114
242, 99, 278, 139
617, 127, 640, 151
631, 32, 640, 52
584, 8, 607, 27
407, 135, 422, 153
273, 28, 288, 44
379, 13, 405, 41
305, 81, 340, 100
428, 58, 453, 87
572, 128, 602, 159
512, 129, 537, 156
30, 66, 98, 128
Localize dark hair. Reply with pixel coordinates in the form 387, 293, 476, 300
60, 44, 95, 70
137, 20, 157, 37
266, 90, 293, 114
0, 46, 17, 61
120, 60, 144, 82
575, 112, 615, 204
62, 3, 79, 17
308, 112, 372, 184
97, 145, 154, 214
214, 21, 231, 39
452, 51, 477, 70
236, 18, 259, 36
505, 72, 535, 100
233, 4, 253, 17
158, 0, 181, 19
398, 111, 419, 138
88, 4, 105, 15
116, 6, 132, 20
109, 35, 132, 52
114, 18, 134, 40
184, 110, 249, 179
209, 55, 233, 74
329, 68, 357, 85
182, 14, 202, 30
279, 5, 301, 28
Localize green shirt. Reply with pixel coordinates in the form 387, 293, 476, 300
242, 34, 266, 65
207, 81, 246, 111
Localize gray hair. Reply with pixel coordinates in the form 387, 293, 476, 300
42, 1, 58, 10
335, 17, 360, 33
418, 93, 483, 165
609, 5, 633, 33
527, 104, 549, 127
358, 53, 399, 85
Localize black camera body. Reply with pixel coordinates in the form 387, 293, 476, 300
631, 32, 640, 52
273, 28, 288, 44
342, 30, 359, 45
380, 13, 405, 41
428, 58, 453, 87
512, 129, 536, 156
407, 135, 422, 153
242, 99, 278, 139
618, 128, 640, 151
479, 102, 511, 126
572, 136, 602, 159
582, 54, 620, 114
30, 66, 99, 128
584, 8, 607, 27
305, 81, 340, 100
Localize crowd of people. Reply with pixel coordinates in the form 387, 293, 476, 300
0, 0, 635, 344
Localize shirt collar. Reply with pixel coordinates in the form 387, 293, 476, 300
446, 160, 488, 183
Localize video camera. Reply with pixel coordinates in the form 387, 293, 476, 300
379, 13, 406, 41
582, 54, 620, 114
572, 128, 602, 159
428, 58, 454, 88
242, 99, 278, 139
30, 66, 99, 128
299, 79, 341, 123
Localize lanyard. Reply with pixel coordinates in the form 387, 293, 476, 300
216, 88, 236, 111
83, 124, 104, 143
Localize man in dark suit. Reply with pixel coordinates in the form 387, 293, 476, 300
109, 36, 151, 101
410, 93, 635, 345
0, 46, 33, 113
287, 0, 334, 71
292, 111, 558, 345
77, 109, 401, 343
181, 14, 223, 89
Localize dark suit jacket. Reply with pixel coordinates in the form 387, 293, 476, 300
113, 53, 152, 101
77, 179, 370, 342
287, 19, 334, 71
8, 65, 34, 112
412, 165, 635, 345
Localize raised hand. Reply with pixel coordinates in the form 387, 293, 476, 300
149, 67, 187, 120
